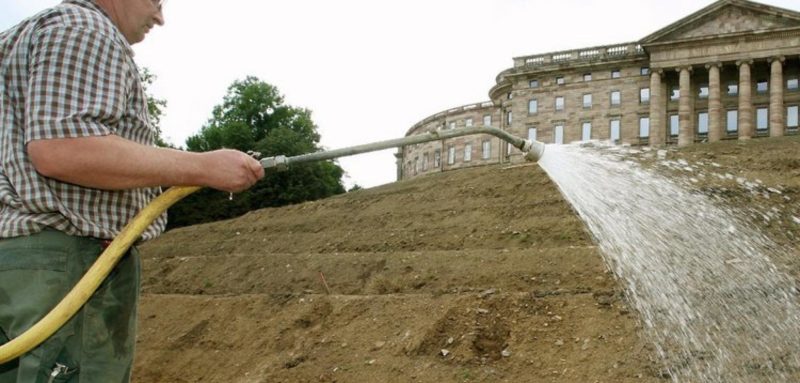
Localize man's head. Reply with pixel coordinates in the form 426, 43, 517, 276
94, 0, 165, 44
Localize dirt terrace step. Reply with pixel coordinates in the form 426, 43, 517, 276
134, 292, 658, 383
140, 211, 590, 257
141, 247, 614, 296
141, 163, 591, 257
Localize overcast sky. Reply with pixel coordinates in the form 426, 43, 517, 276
2, 0, 797, 188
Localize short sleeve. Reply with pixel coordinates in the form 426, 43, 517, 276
24, 25, 130, 143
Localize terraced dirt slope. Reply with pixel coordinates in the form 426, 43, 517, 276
133, 162, 662, 383
133, 135, 800, 382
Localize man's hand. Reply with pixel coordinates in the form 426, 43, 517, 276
198, 149, 265, 193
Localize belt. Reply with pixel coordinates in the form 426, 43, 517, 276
99, 239, 113, 250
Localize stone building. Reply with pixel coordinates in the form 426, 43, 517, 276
398, 0, 800, 180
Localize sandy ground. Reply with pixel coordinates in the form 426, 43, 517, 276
132, 135, 799, 383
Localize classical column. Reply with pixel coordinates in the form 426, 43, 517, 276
769, 56, 786, 137
649, 70, 665, 146
706, 63, 723, 142
737, 60, 753, 140
678, 66, 694, 147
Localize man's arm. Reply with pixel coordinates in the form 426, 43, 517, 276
27, 135, 264, 193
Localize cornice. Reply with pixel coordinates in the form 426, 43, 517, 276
502, 56, 650, 80
488, 81, 512, 101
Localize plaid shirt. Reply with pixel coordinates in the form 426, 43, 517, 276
0, 0, 166, 241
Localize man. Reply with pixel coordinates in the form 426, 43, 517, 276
0, 0, 265, 381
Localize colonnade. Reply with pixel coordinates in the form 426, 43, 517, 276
648, 56, 789, 146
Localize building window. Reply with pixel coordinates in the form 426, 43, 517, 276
483, 115, 492, 127
610, 91, 621, 106
447, 145, 456, 165
506, 111, 513, 125
449, 121, 456, 130
554, 124, 564, 144
465, 118, 473, 127
788, 78, 799, 91
583, 94, 592, 108
727, 83, 739, 96
528, 127, 537, 141
698, 112, 709, 135
611, 69, 621, 79
482, 140, 491, 159
464, 144, 472, 162
756, 107, 769, 132
610, 119, 621, 143
583, 73, 592, 82
507, 92, 513, 100
639, 117, 650, 138
434, 149, 441, 168
756, 80, 768, 93
555, 96, 565, 111
641, 67, 650, 76
529, 79, 540, 88
670, 114, 679, 137
422, 153, 429, 171
413, 157, 419, 175
670, 86, 680, 101
788, 106, 799, 129
699, 84, 709, 99
727, 110, 738, 133
640, 88, 650, 104
556, 76, 565, 85
582, 122, 592, 141
528, 99, 538, 114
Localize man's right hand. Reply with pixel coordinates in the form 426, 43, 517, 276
198, 149, 265, 193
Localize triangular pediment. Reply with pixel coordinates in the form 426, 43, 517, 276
641, 0, 800, 45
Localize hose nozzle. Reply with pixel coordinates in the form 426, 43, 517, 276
261, 155, 289, 171
522, 140, 546, 162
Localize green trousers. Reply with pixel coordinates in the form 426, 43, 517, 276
0, 230, 140, 383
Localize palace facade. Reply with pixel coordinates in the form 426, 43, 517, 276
397, 0, 800, 180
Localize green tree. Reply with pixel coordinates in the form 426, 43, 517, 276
168, 76, 346, 228
139, 67, 172, 148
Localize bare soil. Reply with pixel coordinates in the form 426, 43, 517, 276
132, 135, 800, 383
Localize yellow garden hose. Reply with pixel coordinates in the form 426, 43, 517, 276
0, 185, 201, 364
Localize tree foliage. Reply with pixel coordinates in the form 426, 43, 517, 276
139, 67, 172, 148
168, 76, 346, 229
